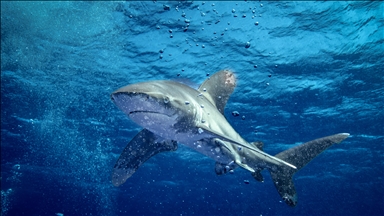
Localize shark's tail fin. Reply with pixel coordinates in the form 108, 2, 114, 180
268, 133, 350, 207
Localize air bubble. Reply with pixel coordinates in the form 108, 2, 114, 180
245, 42, 251, 48
185, 101, 190, 105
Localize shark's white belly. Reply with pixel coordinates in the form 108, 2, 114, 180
183, 139, 234, 164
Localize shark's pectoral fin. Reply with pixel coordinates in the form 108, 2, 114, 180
236, 161, 255, 172
197, 124, 297, 169
111, 129, 177, 187
269, 133, 350, 207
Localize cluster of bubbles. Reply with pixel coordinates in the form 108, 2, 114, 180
1, 188, 13, 216
0, 164, 21, 216
154, 2, 265, 64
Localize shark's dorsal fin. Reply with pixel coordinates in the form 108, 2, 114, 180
198, 70, 236, 114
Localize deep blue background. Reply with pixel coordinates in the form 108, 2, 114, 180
1, 1, 383, 215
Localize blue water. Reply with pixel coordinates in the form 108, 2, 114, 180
1, 1, 383, 215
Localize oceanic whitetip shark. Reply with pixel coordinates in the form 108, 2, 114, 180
110, 70, 349, 206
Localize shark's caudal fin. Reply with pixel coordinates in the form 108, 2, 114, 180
111, 129, 177, 187
268, 133, 350, 207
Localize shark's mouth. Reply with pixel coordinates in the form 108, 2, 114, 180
129, 110, 170, 117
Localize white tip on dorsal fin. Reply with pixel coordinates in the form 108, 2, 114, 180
198, 70, 236, 114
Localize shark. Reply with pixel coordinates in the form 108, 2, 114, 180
110, 69, 349, 206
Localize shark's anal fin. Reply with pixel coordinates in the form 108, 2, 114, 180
269, 133, 350, 207
198, 70, 236, 114
251, 168, 264, 182
111, 129, 177, 187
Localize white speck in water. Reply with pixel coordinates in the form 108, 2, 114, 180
215, 147, 220, 152
198, 128, 204, 134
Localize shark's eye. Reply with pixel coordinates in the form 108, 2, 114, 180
163, 96, 170, 104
